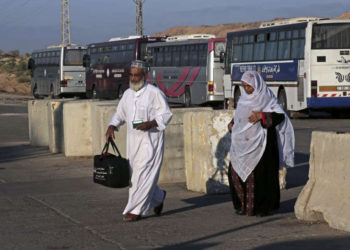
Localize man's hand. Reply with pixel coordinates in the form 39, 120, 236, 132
105, 125, 116, 143
248, 111, 262, 124
136, 120, 158, 131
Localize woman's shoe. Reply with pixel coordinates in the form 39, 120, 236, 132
235, 209, 245, 215
154, 190, 166, 216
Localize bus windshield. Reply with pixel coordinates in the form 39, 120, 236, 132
312, 23, 350, 49
64, 49, 86, 66
214, 42, 225, 57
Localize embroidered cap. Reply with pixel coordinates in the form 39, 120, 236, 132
131, 60, 148, 73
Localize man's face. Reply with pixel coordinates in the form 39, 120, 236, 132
130, 67, 144, 84
129, 67, 146, 91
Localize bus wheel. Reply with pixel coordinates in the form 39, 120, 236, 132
92, 86, 97, 99
49, 85, 55, 99
185, 86, 191, 107
233, 87, 241, 109
117, 86, 124, 99
278, 88, 288, 112
33, 85, 40, 99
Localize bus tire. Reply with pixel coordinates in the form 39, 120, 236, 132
185, 86, 191, 107
33, 84, 40, 99
49, 85, 55, 99
278, 87, 289, 115
91, 86, 97, 99
233, 87, 241, 109
117, 85, 124, 99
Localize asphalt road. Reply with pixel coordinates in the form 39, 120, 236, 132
1, 101, 350, 249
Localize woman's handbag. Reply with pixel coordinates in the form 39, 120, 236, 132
93, 138, 130, 188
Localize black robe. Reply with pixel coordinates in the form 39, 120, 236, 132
228, 112, 285, 216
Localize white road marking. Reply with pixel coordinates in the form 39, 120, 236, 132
0, 113, 28, 117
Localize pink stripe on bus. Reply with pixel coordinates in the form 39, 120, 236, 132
169, 67, 201, 97
166, 67, 191, 93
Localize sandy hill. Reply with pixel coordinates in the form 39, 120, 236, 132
153, 12, 350, 38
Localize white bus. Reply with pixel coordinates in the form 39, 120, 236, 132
223, 18, 350, 112
28, 45, 86, 98
146, 34, 226, 106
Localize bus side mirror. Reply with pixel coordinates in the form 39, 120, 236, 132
220, 52, 225, 63
83, 54, 90, 68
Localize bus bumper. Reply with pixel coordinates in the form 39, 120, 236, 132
207, 95, 224, 102
307, 97, 350, 108
60, 86, 86, 94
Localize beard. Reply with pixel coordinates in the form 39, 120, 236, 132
129, 78, 145, 92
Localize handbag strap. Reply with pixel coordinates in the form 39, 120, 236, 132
108, 137, 122, 157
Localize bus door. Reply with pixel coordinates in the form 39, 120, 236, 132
211, 41, 226, 97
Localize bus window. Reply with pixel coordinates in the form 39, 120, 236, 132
181, 46, 189, 66
267, 32, 277, 41
164, 47, 172, 66
172, 47, 180, 66
312, 23, 350, 49
291, 39, 305, 59
242, 44, 253, 61
292, 30, 299, 39
278, 40, 291, 60
214, 42, 225, 57
286, 30, 292, 39
156, 47, 164, 66
103, 55, 110, 63
253, 43, 265, 61
233, 45, 242, 62
64, 49, 85, 66
198, 44, 207, 66
138, 43, 147, 60
189, 45, 199, 66
265, 41, 277, 60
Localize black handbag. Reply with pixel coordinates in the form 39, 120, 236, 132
93, 138, 130, 188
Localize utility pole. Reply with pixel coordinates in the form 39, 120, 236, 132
133, 0, 145, 36
61, 0, 71, 46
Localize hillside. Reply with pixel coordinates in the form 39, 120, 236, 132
0, 51, 31, 96
153, 12, 350, 37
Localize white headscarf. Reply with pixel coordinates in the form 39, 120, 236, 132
230, 71, 295, 182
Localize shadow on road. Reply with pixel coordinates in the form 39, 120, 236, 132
156, 217, 283, 250
0, 144, 51, 164
162, 193, 232, 217
252, 236, 350, 250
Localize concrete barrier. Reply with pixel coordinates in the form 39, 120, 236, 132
184, 110, 234, 194
28, 100, 50, 147
63, 100, 95, 157
47, 99, 75, 153
295, 131, 350, 232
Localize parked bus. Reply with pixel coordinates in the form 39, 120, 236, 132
28, 45, 86, 99
223, 18, 350, 112
146, 34, 226, 106
83, 36, 165, 99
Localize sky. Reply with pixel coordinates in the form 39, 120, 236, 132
0, 0, 349, 53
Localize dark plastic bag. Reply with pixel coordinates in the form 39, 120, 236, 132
93, 138, 130, 188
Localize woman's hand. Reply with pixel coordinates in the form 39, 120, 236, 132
248, 111, 262, 124
227, 119, 234, 133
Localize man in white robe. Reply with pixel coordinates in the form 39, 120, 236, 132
105, 60, 172, 222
